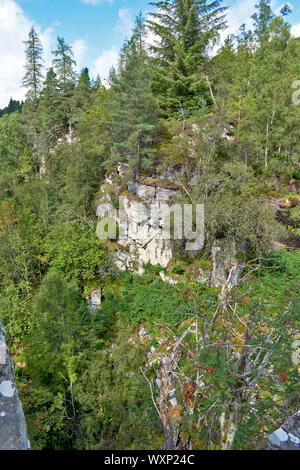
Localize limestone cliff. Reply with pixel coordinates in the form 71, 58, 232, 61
97, 168, 245, 288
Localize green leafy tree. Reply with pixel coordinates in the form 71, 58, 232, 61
45, 224, 111, 284
252, 0, 274, 46
0, 113, 28, 174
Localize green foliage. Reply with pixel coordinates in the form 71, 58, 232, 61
189, 161, 286, 255
148, 0, 227, 118
45, 224, 110, 284
71, 68, 92, 125
101, 272, 184, 326
52, 36, 76, 128
26, 272, 93, 387
22, 27, 43, 106
290, 206, 300, 236
74, 329, 158, 449
21, 272, 105, 449
0, 113, 28, 173
0, 98, 22, 118
38, 68, 65, 147
0, 0, 299, 452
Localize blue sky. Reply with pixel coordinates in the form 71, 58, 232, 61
17, 0, 150, 62
1, 0, 300, 107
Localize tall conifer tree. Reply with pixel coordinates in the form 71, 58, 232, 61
22, 27, 43, 110
107, 14, 162, 180
22, 27, 44, 171
39, 68, 65, 147
147, 0, 227, 118
52, 37, 76, 132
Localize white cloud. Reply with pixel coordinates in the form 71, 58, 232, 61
221, 0, 257, 41
91, 45, 119, 82
72, 39, 88, 70
81, 0, 114, 5
291, 23, 300, 37
0, 0, 91, 109
0, 0, 31, 106
0, 0, 58, 107
114, 8, 134, 36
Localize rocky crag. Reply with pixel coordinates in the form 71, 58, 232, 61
97, 166, 245, 288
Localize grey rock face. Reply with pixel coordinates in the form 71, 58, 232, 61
111, 179, 179, 273
268, 412, 300, 450
0, 322, 30, 450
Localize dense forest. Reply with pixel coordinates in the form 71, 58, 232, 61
0, 0, 299, 450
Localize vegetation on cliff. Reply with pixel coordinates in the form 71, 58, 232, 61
0, 0, 299, 450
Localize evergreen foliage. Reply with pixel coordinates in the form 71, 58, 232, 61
107, 15, 162, 179
147, 0, 228, 117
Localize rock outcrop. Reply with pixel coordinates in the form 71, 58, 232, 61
268, 412, 300, 450
97, 175, 179, 274
97, 170, 245, 286
0, 322, 30, 450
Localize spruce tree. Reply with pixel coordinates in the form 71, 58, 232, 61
22, 27, 44, 171
71, 68, 92, 126
22, 27, 43, 110
147, 0, 227, 118
38, 68, 65, 148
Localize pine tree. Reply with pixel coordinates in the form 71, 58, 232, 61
92, 74, 102, 92
0, 98, 22, 117
107, 15, 162, 180
52, 37, 76, 89
147, 0, 227, 118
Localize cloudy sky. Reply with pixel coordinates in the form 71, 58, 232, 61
0, 0, 300, 107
